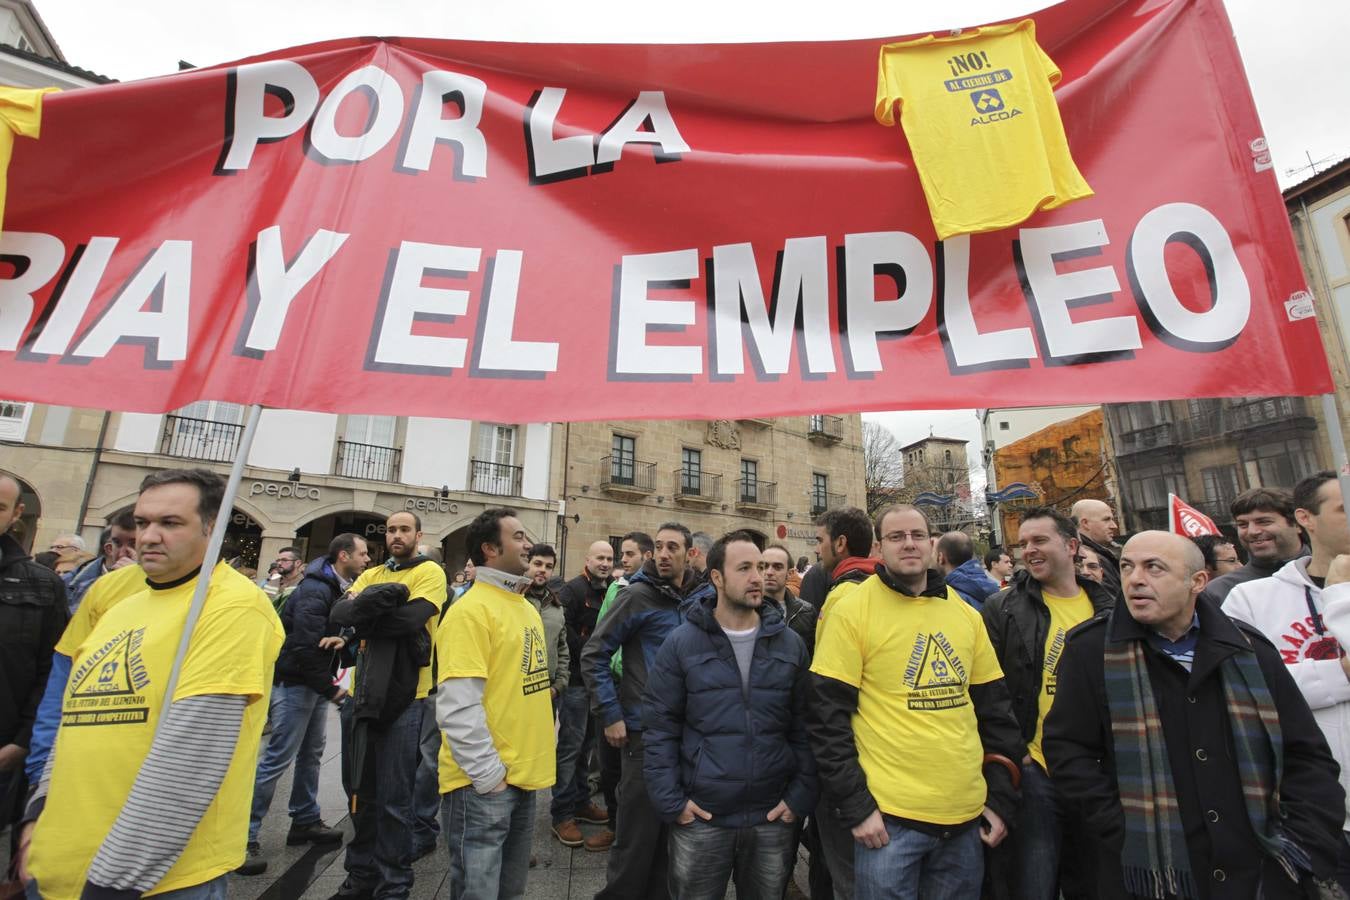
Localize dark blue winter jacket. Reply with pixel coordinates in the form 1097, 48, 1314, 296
275, 557, 345, 699
581, 560, 714, 732
642, 594, 818, 827
945, 557, 1000, 610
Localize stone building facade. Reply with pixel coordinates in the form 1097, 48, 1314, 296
549, 415, 866, 574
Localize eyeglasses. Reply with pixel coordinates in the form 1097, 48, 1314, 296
50, 543, 78, 552
881, 531, 931, 544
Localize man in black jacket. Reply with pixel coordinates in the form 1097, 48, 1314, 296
239, 533, 370, 875
0, 474, 66, 826
809, 504, 1023, 899
1071, 499, 1122, 600
760, 542, 818, 658
982, 507, 1114, 900
1045, 531, 1344, 899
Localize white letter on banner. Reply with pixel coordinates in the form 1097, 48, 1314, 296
1129, 203, 1250, 348
596, 92, 690, 165
72, 240, 193, 363
309, 65, 404, 163
27, 237, 119, 357
939, 234, 1036, 368
844, 232, 932, 373
241, 227, 349, 355
0, 232, 64, 351
712, 238, 835, 377
526, 88, 595, 179
614, 249, 702, 377
400, 70, 488, 177
1019, 220, 1141, 361
218, 60, 320, 171
372, 242, 478, 370
475, 250, 559, 374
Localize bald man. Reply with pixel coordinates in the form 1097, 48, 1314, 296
1071, 499, 1121, 598
1045, 531, 1343, 898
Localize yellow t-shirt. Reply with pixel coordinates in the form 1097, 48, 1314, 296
1028, 587, 1094, 769
349, 559, 448, 698
28, 564, 284, 900
435, 579, 555, 793
875, 19, 1093, 240
816, 573, 869, 644
811, 578, 1003, 825
0, 86, 57, 235
55, 564, 147, 657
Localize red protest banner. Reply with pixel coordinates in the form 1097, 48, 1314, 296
0, 0, 1331, 421
1170, 493, 1220, 537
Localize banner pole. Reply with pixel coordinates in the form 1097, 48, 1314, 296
1320, 393, 1350, 528
157, 403, 264, 727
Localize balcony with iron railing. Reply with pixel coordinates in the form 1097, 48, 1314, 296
735, 479, 777, 510
807, 414, 844, 443
160, 414, 244, 462
601, 455, 656, 495
1177, 397, 1313, 443
673, 469, 722, 505
335, 439, 402, 482
470, 459, 524, 497
1115, 422, 1178, 456
811, 491, 847, 517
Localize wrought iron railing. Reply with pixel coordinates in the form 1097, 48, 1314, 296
335, 439, 402, 482
674, 469, 722, 501
811, 491, 847, 517
471, 459, 524, 496
601, 455, 656, 492
736, 479, 778, 507
808, 414, 844, 441
160, 415, 243, 462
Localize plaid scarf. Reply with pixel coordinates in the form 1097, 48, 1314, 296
1104, 623, 1309, 898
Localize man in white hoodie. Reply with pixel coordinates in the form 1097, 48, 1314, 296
1224, 469, 1350, 890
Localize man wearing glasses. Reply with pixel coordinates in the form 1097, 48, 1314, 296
61, 511, 138, 614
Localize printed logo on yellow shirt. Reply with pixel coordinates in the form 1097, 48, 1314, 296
64, 627, 151, 726
903, 631, 969, 710
521, 625, 551, 696
945, 52, 1022, 127
1043, 627, 1067, 696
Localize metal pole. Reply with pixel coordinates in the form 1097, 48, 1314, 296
157, 403, 263, 727
1320, 393, 1350, 522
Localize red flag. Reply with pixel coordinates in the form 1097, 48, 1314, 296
1170, 494, 1219, 538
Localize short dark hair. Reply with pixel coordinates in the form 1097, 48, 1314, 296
796, 556, 809, 571
656, 521, 692, 550
873, 504, 933, 540
139, 468, 225, 529
762, 542, 793, 565
937, 532, 974, 567
389, 510, 422, 531
1294, 471, 1338, 516
109, 509, 136, 531
278, 546, 301, 558
327, 533, 362, 562
1019, 506, 1077, 542
1190, 533, 1235, 571
465, 507, 520, 566
1230, 486, 1296, 525
706, 529, 766, 575
983, 546, 1008, 568
622, 531, 654, 555
529, 543, 557, 562
815, 507, 872, 558
34, 550, 59, 570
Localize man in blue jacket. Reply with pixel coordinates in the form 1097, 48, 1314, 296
643, 530, 817, 900
937, 531, 1000, 610
581, 521, 714, 900
238, 533, 370, 875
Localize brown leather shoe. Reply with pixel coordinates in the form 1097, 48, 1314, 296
552, 819, 584, 847
584, 828, 616, 852
576, 801, 610, 825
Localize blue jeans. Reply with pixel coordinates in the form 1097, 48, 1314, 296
413, 697, 441, 851
441, 785, 536, 900
27, 875, 227, 899
550, 683, 592, 823
341, 698, 423, 899
1017, 762, 1066, 900
854, 817, 983, 900
667, 818, 798, 900
248, 682, 330, 843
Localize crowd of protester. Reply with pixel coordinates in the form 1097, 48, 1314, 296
3, 465, 1350, 900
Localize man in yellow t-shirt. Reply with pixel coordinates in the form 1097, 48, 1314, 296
981, 506, 1113, 900
875, 19, 1092, 240
329, 510, 447, 900
436, 508, 554, 900
19, 468, 284, 900
809, 504, 1023, 898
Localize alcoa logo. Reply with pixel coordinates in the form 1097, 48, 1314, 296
969, 88, 1022, 126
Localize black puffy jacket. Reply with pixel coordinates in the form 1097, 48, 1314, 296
0, 532, 67, 750
275, 558, 345, 700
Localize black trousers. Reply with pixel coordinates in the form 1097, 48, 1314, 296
595, 730, 669, 899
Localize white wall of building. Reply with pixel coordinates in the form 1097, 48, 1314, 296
249, 410, 337, 474
402, 418, 473, 490
1309, 197, 1350, 357
112, 412, 162, 453
522, 423, 551, 500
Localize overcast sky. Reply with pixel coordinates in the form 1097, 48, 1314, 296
32, 0, 1348, 453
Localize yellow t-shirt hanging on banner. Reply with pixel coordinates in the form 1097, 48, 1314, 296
0, 85, 58, 236
875, 20, 1092, 240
